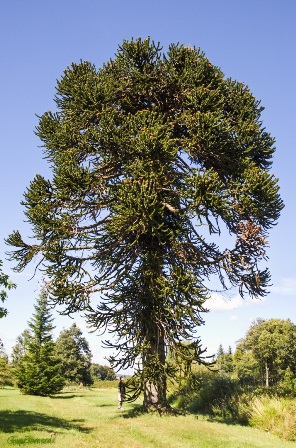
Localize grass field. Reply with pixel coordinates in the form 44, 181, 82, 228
0, 387, 295, 448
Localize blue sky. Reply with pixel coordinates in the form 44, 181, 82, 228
0, 0, 295, 367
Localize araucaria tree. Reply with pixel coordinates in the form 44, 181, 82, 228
7, 38, 283, 408
15, 292, 64, 395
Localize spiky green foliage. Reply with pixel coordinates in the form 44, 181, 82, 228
55, 323, 93, 385
7, 38, 283, 406
0, 260, 16, 318
15, 292, 64, 395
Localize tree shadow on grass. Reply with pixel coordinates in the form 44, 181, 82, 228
0, 410, 92, 434
50, 394, 77, 399
96, 404, 112, 408
121, 404, 147, 419
121, 404, 186, 419
50, 391, 86, 399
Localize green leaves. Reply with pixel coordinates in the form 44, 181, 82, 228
55, 323, 93, 386
235, 319, 296, 388
0, 260, 16, 318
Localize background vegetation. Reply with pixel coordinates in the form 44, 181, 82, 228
167, 318, 296, 441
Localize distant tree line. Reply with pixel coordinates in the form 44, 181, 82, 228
0, 260, 16, 319
216, 318, 296, 393
0, 292, 116, 395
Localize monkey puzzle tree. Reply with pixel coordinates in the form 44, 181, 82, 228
6, 38, 283, 408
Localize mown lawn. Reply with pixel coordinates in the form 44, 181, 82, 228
0, 387, 295, 448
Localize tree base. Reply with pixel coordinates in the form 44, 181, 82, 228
143, 402, 187, 415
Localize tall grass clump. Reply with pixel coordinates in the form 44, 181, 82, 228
248, 396, 296, 441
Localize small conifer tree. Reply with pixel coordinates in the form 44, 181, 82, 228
15, 292, 64, 395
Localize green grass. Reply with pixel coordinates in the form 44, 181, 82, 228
0, 387, 295, 448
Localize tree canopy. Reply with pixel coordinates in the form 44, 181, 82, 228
91, 363, 116, 381
0, 339, 12, 387
0, 260, 16, 318
235, 318, 296, 388
7, 38, 283, 407
11, 330, 31, 367
55, 323, 93, 385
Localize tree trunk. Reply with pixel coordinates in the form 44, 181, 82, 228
144, 379, 166, 407
265, 361, 269, 388
143, 326, 167, 409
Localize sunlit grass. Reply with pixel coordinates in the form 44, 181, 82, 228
0, 387, 295, 448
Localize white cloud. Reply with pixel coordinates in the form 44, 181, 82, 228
205, 292, 265, 312
229, 315, 239, 321
272, 278, 296, 296
205, 293, 244, 311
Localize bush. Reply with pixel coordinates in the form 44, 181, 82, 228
168, 366, 248, 424
248, 396, 296, 441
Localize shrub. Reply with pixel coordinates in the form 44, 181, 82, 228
168, 366, 248, 423
248, 396, 296, 441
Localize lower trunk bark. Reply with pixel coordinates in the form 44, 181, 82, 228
144, 379, 166, 407
143, 327, 167, 409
